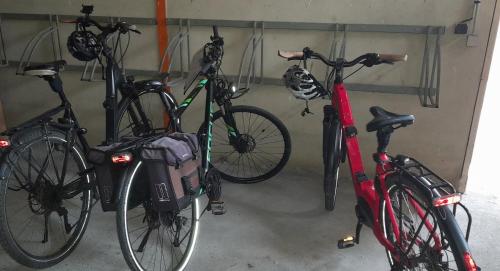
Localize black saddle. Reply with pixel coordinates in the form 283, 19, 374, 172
133, 80, 165, 92
23, 60, 67, 76
366, 106, 415, 132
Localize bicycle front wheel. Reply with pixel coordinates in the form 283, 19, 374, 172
323, 105, 342, 211
117, 161, 200, 271
380, 173, 474, 270
0, 128, 92, 268
200, 105, 291, 183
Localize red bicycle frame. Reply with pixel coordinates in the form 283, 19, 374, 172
331, 82, 440, 258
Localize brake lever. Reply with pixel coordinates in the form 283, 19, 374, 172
128, 24, 141, 34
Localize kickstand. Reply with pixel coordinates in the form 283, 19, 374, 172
355, 221, 363, 244
42, 213, 49, 243
137, 226, 154, 253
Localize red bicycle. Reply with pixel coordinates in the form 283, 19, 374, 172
279, 48, 479, 271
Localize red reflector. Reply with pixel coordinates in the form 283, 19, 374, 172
0, 139, 10, 148
433, 194, 461, 207
111, 153, 132, 164
464, 252, 478, 271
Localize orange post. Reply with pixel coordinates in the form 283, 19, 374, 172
156, 0, 169, 72
156, 0, 171, 128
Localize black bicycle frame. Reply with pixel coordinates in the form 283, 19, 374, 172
170, 78, 241, 146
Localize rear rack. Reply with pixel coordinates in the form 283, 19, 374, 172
392, 155, 472, 242
392, 156, 456, 199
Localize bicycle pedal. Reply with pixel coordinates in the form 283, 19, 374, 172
210, 201, 226, 215
337, 235, 356, 249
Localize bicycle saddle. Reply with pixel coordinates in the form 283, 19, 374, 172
23, 60, 66, 76
366, 106, 415, 132
134, 80, 165, 92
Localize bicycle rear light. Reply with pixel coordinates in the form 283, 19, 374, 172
111, 152, 133, 164
463, 252, 479, 271
0, 138, 11, 148
433, 193, 461, 207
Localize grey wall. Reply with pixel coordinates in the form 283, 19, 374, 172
0, 0, 496, 190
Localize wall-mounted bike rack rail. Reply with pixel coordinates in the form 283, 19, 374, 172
236, 21, 264, 94
0, 15, 8, 67
158, 26, 190, 88
419, 27, 442, 108
15, 14, 63, 75
1, 12, 445, 107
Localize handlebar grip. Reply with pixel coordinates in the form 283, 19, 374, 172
278, 50, 304, 59
378, 54, 408, 63
213, 25, 220, 38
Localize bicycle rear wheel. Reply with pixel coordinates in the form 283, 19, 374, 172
117, 161, 200, 271
117, 89, 175, 138
0, 128, 92, 268
380, 174, 475, 270
199, 105, 291, 183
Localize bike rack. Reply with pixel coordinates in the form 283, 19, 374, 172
16, 14, 63, 75
3, 12, 447, 107
0, 15, 8, 67
158, 24, 190, 87
418, 27, 442, 108
236, 21, 264, 96
324, 24, 348, 90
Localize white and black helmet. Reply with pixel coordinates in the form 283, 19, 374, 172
283, 65, 326, 100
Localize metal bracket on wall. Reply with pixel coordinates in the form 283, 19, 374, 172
16, 14, 63, 75
236, 21, 264, 93
3, 12, 448, 107
418, 27, 442, 108
0, 16, 8, 67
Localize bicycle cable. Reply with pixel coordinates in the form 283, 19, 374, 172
343, 64, 366, 80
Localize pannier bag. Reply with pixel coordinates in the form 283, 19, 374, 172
141, 133, 202, 212
88, 137, 149, 212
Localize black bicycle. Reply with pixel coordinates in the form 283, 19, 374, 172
150, 46, 291, 185
115, 26, 230, 271
0, 6, 173, 268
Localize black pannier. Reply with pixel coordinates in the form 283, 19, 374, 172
87, 137, 149, 212
140, 133, 202, 212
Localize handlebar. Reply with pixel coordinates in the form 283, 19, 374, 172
278, 47, 407, 68
67, 5, 141, 39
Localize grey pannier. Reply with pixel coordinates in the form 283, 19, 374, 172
141, 133, 202, 212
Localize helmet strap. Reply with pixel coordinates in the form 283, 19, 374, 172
301, 100, 313, 117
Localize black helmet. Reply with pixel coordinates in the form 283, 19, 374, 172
67, 30, 100, 61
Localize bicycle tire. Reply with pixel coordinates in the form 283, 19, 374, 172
0, 128, 92, 268
198, 105, 291, 184
380, 173, 472, 270
117, 160, 200, 271
323, 116, 342, 211
117, 89, 175, 139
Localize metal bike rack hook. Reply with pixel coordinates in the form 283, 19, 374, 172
0, 15, 9, 67
236, 21, 264, 95
16, 14, 63, 75
418, 27, 442, 108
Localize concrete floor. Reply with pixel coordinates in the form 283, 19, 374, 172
0, 168, 498, 271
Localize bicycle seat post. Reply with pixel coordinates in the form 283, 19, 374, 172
375, 126, 393, 154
